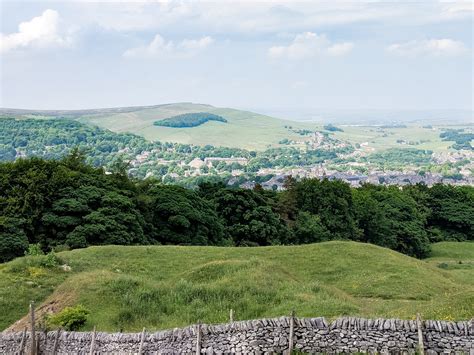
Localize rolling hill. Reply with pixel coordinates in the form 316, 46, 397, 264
75, 103, 314, 150
1, 241, 472, 332
0, 103, 314, 151
1, 103, 469, 152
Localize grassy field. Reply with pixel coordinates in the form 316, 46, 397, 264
79, 103, 314, 150
1, 241, 472, 332
78, 103, 469, 151
3, 103, 469, 151
331, 125, 461, 152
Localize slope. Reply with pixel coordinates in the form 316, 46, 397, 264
77, 103, 313, 150
1, 241, 472, 332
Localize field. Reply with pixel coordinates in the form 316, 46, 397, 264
1, 241, 472, 332
76, 104, 471, 151
2, 103, 470, 151
78, 103, 314, 150
332, 125, 464, 152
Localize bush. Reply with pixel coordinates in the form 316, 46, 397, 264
25, 244, 44, 256
46, 305, 89, 330
40, 252, 62, 268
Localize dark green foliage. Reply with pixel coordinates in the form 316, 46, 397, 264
292, 178, 360, 240
0, 217, 29, 262
154, 112, 227, 128
353, 185, 431, 258
0, 155, 472, 262
293, 212, 330, 244
66, 191, 146, 246
420, 184, 473, 241
209, 188, 290, 246
139, 184, 226, 245
0, 154, 147, 257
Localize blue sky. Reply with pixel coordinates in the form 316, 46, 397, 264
0, 1, 472, 111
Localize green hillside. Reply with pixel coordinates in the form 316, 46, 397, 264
1, 241, 472, 332
78, 103, 313, 150
2, 103, 469, 152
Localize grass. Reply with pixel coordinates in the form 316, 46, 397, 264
78, 103, 314, 150
79, 103, 470, 151
6, 103, 471, 151
331, 125, 463, 152
0, 241, 472, 332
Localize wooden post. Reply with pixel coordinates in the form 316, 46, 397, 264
29, 301, 36, 355
195, 322, 202, 355
229, 309, 234, 323
41, 327, 47, 354
288, 310, 295, 355
138, 327, 146, 355
89, 326, 96, 355
52, 329, 61, 355
18, 327, 27, 355
35, 332, 40, 355
416, 313, 425, 355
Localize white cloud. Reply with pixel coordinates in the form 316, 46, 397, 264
123, 34, 213, 58
180, 36, 214, 50
0, 9, 72, 53
386, 39, 468, 57
68, 1, 470, 35
327, 42, 354, 56
268, 32, 354, 60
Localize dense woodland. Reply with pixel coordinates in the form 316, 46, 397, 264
153, 112, 228, 128
1, 153, 472, 263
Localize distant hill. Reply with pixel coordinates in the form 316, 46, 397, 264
78, 103, 313, 150
154, 112, 227, 128
2, 103, 470, 151
0, 103, 313, 150
2, 241, 473, 332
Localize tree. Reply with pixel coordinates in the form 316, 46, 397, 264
352, 186, 397, 249
67, 191, 146, 247
293, 178, 360, 240
0, 217, 29, 262
293, 212, 330, 244
140, 185, 226, 245
354, 184, 431, 258
425, 184, 474, 241
212, 188, 290, 245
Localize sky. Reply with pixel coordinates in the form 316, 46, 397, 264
0, 0, 473, 112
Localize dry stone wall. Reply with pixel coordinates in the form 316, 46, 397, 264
1, 316, 472, 354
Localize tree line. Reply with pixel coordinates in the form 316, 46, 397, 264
1, 153, 472, 262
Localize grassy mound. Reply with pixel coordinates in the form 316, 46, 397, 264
0, 241, 472, 332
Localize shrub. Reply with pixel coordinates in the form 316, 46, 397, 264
40, 252, 62, 268
25, 244, 44, 256
46, 305, 89, 330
